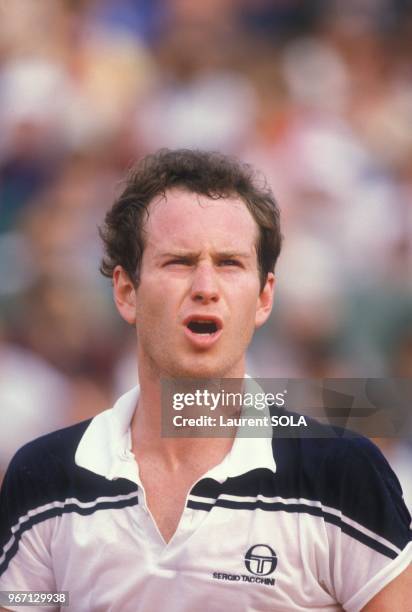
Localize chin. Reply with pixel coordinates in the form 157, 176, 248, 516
164, 357, 240, 380
167, 365, 220, 380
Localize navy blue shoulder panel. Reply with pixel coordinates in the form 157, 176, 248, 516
0, 420, 137, 556
272, 432, 411, 550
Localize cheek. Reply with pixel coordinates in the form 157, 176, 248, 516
136, 276, 162, 310
233, 283, 260, 318
136, 280, 178, 332
228, 290, 260, 338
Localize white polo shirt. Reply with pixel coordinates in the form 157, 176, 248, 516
1, 386, 411, 611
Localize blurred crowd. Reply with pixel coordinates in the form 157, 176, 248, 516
0, 0, 411, 505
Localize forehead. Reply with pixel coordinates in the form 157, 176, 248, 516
144, 188, 259, 252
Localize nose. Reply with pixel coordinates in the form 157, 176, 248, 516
190, 262, 220, 304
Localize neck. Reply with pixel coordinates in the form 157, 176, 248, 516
131, 358, 245, 470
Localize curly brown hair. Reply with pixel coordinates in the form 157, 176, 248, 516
99, 149, 282, 291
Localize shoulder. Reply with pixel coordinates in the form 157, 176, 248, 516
5, 420, 92, 484
0, 421, 94, 521
11, 419, 91, 459
272, 427, 412, 553
272, 417, 397, 487
271, 420, 403, 503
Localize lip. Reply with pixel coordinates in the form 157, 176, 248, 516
182, 314, 223, 349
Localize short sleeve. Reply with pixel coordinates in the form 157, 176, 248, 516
322, 437, 412, 611
0, 448, 57, 612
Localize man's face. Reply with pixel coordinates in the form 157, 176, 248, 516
115, 188, 274, 379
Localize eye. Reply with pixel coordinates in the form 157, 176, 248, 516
219, 259, 241, 267
165, 258, 192, 266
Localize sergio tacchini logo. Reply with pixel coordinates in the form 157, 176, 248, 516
244, 544, 277, 576
212, 543, 277, 587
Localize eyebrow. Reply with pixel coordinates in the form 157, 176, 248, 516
157, 250, 253, 260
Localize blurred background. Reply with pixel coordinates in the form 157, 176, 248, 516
0, 0, 411, 506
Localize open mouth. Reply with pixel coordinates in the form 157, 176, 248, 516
183, 316, 223, 346
187, 320, 219, 335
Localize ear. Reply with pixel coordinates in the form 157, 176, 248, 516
255, 273, 275, 329
113, 266, 137, 325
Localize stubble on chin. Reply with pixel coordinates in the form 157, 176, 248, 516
145, 351, 241, 381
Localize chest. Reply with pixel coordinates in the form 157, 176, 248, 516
140, 470, 196, 543
136, 458, 225, 543
50, 500, 339, 612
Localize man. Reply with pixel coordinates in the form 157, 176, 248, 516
0, 149, 411, 611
